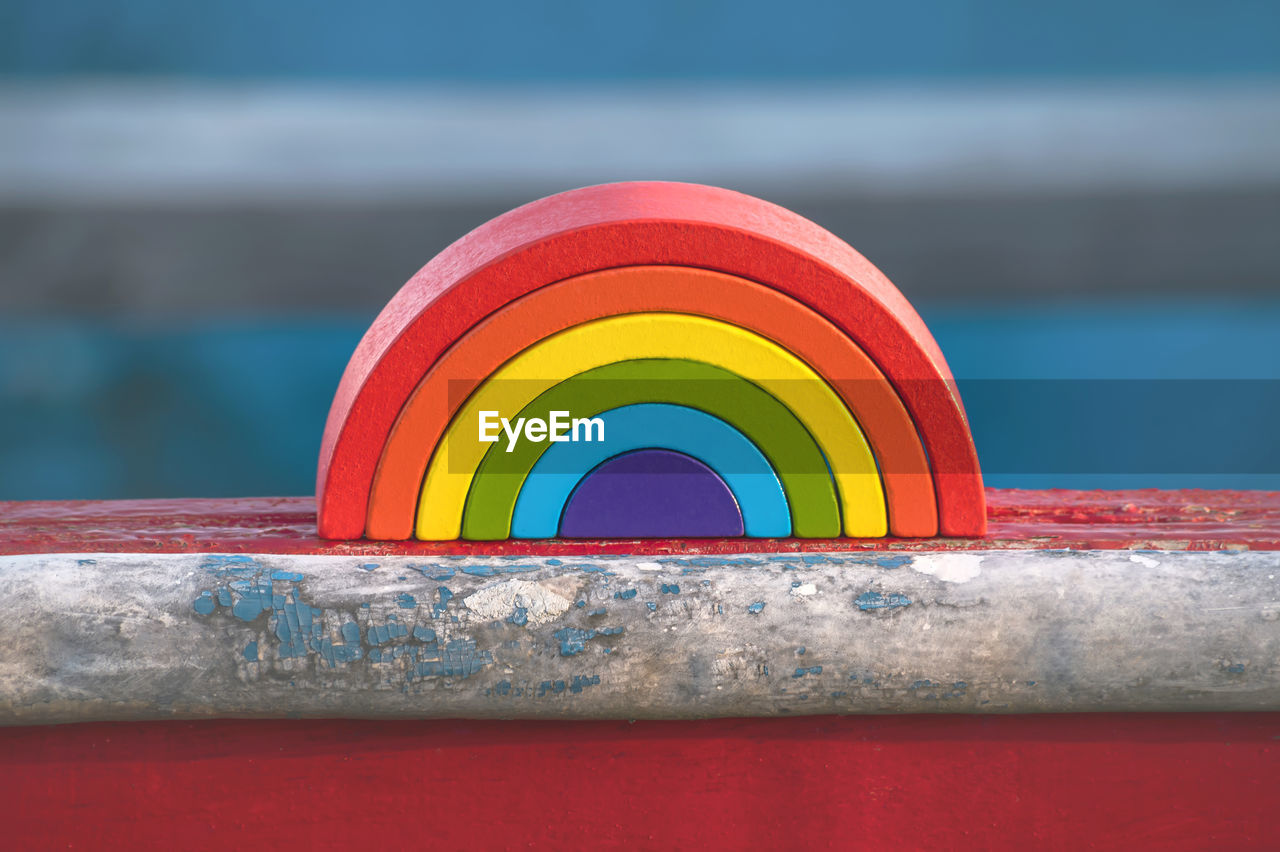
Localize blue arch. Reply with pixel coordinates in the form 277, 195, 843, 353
509, 403, 790, 538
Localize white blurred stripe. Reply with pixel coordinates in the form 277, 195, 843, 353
2, 79, 1279, 203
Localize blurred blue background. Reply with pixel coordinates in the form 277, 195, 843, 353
4, 0, 1279, 80
1, 0, 1278, 500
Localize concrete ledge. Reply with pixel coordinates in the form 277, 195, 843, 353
2, 548, 1277, 724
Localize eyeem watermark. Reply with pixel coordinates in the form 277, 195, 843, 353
478, 410, 605, 452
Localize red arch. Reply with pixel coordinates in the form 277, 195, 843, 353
318, 181, 984, 539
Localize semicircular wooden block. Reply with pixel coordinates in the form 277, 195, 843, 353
509, 403, 789, 539
416, 313, 885, 540
461, 359, 839, 541
367, 265, 934, 540
320, 181, 982, 540
559, 449, 745, 539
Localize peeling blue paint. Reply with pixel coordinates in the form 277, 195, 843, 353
358, 563, 379, 572
546, 559, 562, 566
507, 606, 528, 626
433, 586, 454, 616
461, 563, 539, 577
193, 591, 215, 615
76, 558, 96, 565
747, 601, 766, 614
396, 592, 417, 609
646, 602, 657, 612
412, 638, 492, 679
553, 626, 623, 656
367, 620, 410, 646
797, 646, 806, 655
276, 588, 324, 658
493, 680, 512, 696
202, 554, 259, 577
909, 679, 942, 700
421, 565, 455, 581
793, 666, 822, 678
569, 674, 601, 694
587, 607, 606, 617
575, 600, 586, 608
242, 641, 258, 661
271, 570, 304, 582
613, 589, 638, 600
228, 579, 274, 621
855, 591, 912, 611
313, 635, 362, 667
412, 625, 436, 642
852, 554, 913, 569
553, 628, 593, 656
660, 584, 680, 594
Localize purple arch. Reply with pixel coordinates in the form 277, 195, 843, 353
559, 449, 744, 538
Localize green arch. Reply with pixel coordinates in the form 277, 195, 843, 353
461, 358, 840, 539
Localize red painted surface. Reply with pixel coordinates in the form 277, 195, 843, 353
316, 181, 984, 539
367, 266, 937, 539
1, 714, 1275, 849
3, 489, 1278, 555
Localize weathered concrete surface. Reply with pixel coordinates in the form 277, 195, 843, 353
0, 549, 1277, 725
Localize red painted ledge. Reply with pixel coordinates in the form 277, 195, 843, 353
2, 488, 1278, 554
2, 713, 1277, 849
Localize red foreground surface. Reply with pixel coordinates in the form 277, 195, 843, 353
1, 714, 1276, 850
3, 490, 1277, 847
3, 488, 1279, 554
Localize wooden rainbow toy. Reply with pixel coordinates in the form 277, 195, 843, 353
317, 181, 984, 542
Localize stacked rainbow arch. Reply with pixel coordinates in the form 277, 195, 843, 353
317, 182, 985, 540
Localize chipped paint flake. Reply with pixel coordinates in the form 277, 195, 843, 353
912, 553, 984, 583
463, 579, 573, 626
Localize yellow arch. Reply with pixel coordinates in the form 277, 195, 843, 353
415, 313, 886, 539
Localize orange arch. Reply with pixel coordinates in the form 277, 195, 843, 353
368, 265, 936, 540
